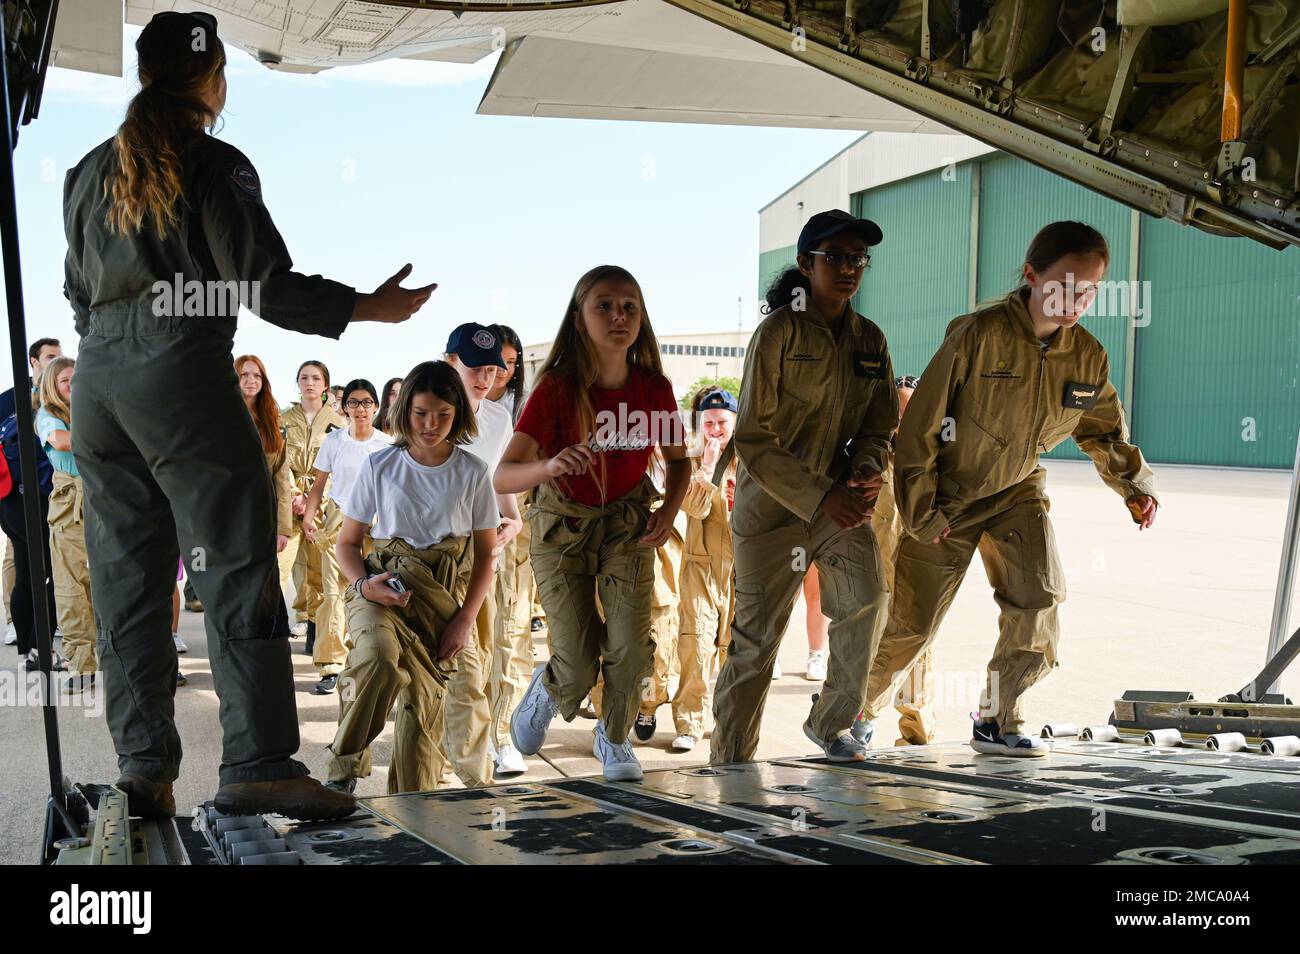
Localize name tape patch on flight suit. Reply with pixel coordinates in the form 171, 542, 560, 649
853, 352, 886, 378
230, 165, 262, 199
1063, 381, 1100, 410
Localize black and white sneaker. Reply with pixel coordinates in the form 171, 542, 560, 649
176, 670, 188, 688
314, 674, 338, 695
325, 778, 356, 795
632, 713, 657, 743
971, 719, 1049, 758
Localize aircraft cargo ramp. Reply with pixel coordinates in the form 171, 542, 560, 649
169, 738, 1300, 865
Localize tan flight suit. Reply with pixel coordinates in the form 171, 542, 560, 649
864, 290, 1157, 735
589, 515, 682, 721
711, 300, 897, 764
673, 467, 734, 740
47, 471, 96, 674
267, 442, 294, 540
489, 492, 537, 750
313, 495, 352, 677
528, 476, 658, 745
428, 560, 494, 788
279, 402, 343, 622
871, 457, 936, 744
326, 536, 472, 794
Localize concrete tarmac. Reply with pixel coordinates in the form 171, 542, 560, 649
1, 460, 1293, 863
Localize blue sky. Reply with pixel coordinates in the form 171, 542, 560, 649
3, 27, 857, 399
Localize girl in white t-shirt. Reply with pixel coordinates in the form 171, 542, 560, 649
303, 378, 393, 694
324, 361, 499, 794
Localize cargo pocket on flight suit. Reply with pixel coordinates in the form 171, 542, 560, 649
816, 530, 882, 622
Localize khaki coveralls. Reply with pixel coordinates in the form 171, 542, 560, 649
48, 471, 96, 674
863, 290, 1157, 734
326, 536, 472, 793
871, 457, 936, 744
528, 477, 659, 745
279, 402, 343, 624
489, 492, 537, 750
589, 514, 682, 722
673, 468, 734, 740
314, 491, 354, 677
710, 300, 898, 764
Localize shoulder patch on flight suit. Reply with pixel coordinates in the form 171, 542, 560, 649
1063, 381, 1100, 410
852, 352, 886, 379
229, 164, 262, 199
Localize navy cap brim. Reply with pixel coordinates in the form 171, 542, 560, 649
454, 351, 507, 371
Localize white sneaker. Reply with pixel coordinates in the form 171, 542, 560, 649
494, 743, 528, 776
289, 621, 308, 638
3, 622, 15, 645
805, 649, 828, 682
772, 659, 783, 680
593, 720, 644, 782
671, 735, 696, 752
172, 633, 188, 654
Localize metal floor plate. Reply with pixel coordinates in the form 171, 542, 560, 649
352, 741, 1300, 865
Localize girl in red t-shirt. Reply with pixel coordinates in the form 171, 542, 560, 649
495, 265, 688, 782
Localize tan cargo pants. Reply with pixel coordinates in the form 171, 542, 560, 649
864, 483, 1065, 735
279, 517, 322, 624
429, 560, 495, 788
528, 479, 658, 745
672, 557, 731, 740
711, 506, 890, 764
312, 501, 352, 676
489, 519, 537, 750
872, 472, 936, 745
326, 535, 472, 793
48, 471, 96, 674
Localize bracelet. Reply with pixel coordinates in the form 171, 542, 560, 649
354, 575, 372, 601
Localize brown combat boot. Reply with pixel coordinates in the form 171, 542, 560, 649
214, 775, 357, 821
116, 773, 176, 819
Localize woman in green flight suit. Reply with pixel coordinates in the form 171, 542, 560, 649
63, 11, 434, 819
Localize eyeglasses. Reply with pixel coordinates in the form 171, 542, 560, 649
807, 250, 871, 270
345, 399, 376, 410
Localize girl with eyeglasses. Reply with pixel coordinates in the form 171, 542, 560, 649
710, 209, 898, 766
302, 379, 393, 694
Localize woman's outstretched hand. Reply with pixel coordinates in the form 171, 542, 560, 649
353, 264, 437, 324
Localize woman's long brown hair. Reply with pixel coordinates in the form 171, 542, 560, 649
105, 15, 226, 239
531, 265, 664, 502
235, 354, 284, 456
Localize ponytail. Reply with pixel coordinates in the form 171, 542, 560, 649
761, 266, 812, 315
105, 14, 226, 239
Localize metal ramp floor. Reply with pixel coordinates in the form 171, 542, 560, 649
185, 740, 1300, 865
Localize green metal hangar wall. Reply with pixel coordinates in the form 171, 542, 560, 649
759, 132, 1300, 469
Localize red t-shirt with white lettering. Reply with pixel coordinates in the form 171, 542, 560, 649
516, 366, 683, 505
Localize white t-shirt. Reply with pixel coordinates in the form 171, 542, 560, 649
492, 390, 516, 421
464, 397, 513, 470
313, 426, 393, 504
343, 444, 499, 548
